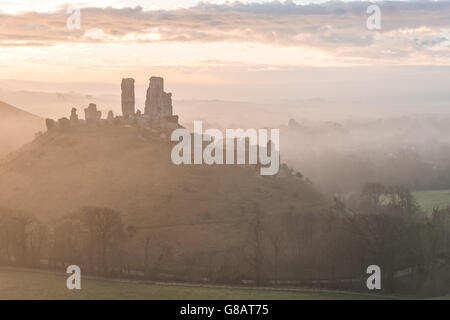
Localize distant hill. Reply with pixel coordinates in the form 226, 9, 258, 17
0, 88, 118, 119
0, 100, 44, 157
0, 125, 328, 257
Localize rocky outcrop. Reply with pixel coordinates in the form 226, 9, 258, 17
121, 78, 135, 117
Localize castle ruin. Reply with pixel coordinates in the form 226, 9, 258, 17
142, 77, 178, 129
121, 78, 135, 117
145, 77, 172, 121
84, 103, 102, 124
45, 76, 180, 139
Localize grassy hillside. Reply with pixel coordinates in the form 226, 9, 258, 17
413, 189, 450, 214
0, 124, 329, 271
0, 100, 44, 157
0, 267, 388, 300
0, 124, 327, 220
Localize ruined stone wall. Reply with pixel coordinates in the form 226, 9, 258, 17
162, 92, 173, 117
84, 103, 101, 123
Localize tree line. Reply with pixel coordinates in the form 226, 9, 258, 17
1, 183, 450, 297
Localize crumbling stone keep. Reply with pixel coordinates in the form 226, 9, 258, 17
121, 78, 135, 117
144, 77, 173, 122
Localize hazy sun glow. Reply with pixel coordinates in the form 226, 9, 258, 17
0, 0, 449, 86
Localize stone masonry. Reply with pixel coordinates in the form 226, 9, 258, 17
121, 78, 135, 117
144, 77, 173, 123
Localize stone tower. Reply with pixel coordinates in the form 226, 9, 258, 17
121, 78, 135, 117
144, 77, 173, 121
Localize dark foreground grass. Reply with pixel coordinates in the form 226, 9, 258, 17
0, 267, 390, 300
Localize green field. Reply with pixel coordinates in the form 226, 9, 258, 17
0, 267, 389, 300
413, 189, 450, 214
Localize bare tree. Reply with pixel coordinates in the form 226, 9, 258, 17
362, 183, 387, 209
265, 218, 285, 285
245, 202, 265, 285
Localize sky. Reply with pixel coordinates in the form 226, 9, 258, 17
1, 1, 332, 13
0, 0, 449, 102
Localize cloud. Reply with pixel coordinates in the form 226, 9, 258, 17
1, 1, 450, 63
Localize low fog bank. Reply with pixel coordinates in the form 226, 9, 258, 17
178, 104, 450, 195
0, 100, 44, 157
282, 116, 450, 195
0, 88, 118, 120
177, 102, 450, 196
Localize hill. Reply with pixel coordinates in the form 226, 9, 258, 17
0, 100, 44, 157
0, 124, 328, 268
0, 125, 326, 219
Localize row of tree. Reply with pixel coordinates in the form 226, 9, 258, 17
1, 183, 450, 296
